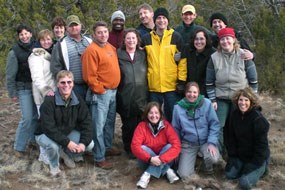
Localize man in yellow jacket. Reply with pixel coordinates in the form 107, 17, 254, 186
141, 7, 186, 122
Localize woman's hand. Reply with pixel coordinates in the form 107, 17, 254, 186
212, 102, 218, 110
207, 144, 218, 158
150, 156, 162, 166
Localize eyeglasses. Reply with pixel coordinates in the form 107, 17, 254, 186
59, 80, 73, 85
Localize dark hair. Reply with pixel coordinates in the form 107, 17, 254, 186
121, 28, 141, 50
184, 81, 200, 94
189, 28, 212, 50
51, 16, 66, 29
16, 24, 33, 35
92, 21, 108, 32
142, 102, 163, 121
232, 87, 259, 111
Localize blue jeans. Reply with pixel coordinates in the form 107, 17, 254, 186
216, 99, 233, 154
14, 89, 39, 151
149, 91, 179, 122
36, 130, 94, 168
178, 141, 220, 178
137, 144, 172, 178
225, 157, 267, 190
90, 89, 117, 161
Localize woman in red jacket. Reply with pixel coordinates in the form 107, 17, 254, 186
131, 102, 181, 189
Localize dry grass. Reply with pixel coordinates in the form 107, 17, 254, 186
1, 89, 285, 189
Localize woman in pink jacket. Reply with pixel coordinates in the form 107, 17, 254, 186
131, 102, 181, 189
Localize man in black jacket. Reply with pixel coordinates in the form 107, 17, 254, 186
209, 12, 254, 60
35, 70, 93, 176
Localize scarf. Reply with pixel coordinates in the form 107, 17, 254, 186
177, 95, 204, 117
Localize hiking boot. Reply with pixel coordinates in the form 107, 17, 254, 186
105, 147, 121, 157
203, 164, 214, 175
166, 168, 179, 183
60, 149, 76, 168
95, 160, 113, 170
73, 155, 84, 162
50, 166, 61, 177
137, 172, 151, 189
14, 150, 27, 158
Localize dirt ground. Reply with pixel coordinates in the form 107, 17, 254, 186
0, 86, 285, 190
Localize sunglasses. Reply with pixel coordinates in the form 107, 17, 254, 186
59, 80, 73, 85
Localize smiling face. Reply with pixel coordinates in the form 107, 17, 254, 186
112, 18, 125, 31
124, 31, 138, 51
139, 8, 154, 25
238, 95, 251, 113
18, 29, 33, 44
53, 25, 65, 39
147, 106, 161, 125
219, 36, 235, 52
212, 19, 227, 34
93, 26, 109, 45
57, 76, 74, 99
40, 35, 53, 49
194, 31, 206, 52
155, 15, 168, 32
182, 11, 196, 25
185, 85, 199, 103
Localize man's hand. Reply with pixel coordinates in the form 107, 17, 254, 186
67, 141, 79, 153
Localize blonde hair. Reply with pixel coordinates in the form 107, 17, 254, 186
37, 29, 54, 41
56, 70, 74, 82
217, 37, 240, 52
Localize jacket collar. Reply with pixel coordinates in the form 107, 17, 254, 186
55, 90, 79, 106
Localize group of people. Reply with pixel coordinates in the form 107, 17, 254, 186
6, 2, 270, 190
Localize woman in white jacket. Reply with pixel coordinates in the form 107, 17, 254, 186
28, 29, 56, 164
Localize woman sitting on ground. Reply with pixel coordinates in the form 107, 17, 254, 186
131, 102, 181, 189
172, 81, 220, 179
226, 87, 270, 189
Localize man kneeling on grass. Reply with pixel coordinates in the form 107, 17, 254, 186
35, 70, 93, 176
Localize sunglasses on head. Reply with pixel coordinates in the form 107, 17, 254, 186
60, 80, 73, 85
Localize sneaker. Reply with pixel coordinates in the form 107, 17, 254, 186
105, 147, 121, 157
59, 149, 76, 168
50, 166, 61, 177
166, 168, 179, 183
95, 160, 113, 170
137, 172, 151, 189
14, 150, 27, 158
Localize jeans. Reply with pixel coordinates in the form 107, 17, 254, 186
14, 89, 39, 151
137, 144, 172, 178
178, 141, 220, 178
149, 91, 179, 122
216, 99, 233, 154
225, 157, 267, 190
36, 130, 94, 168
90, 89, 117, 161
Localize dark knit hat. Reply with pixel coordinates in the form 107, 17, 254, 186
218, 27, 235, 39
153, 7, 169, 22
210, 12, 228, 27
